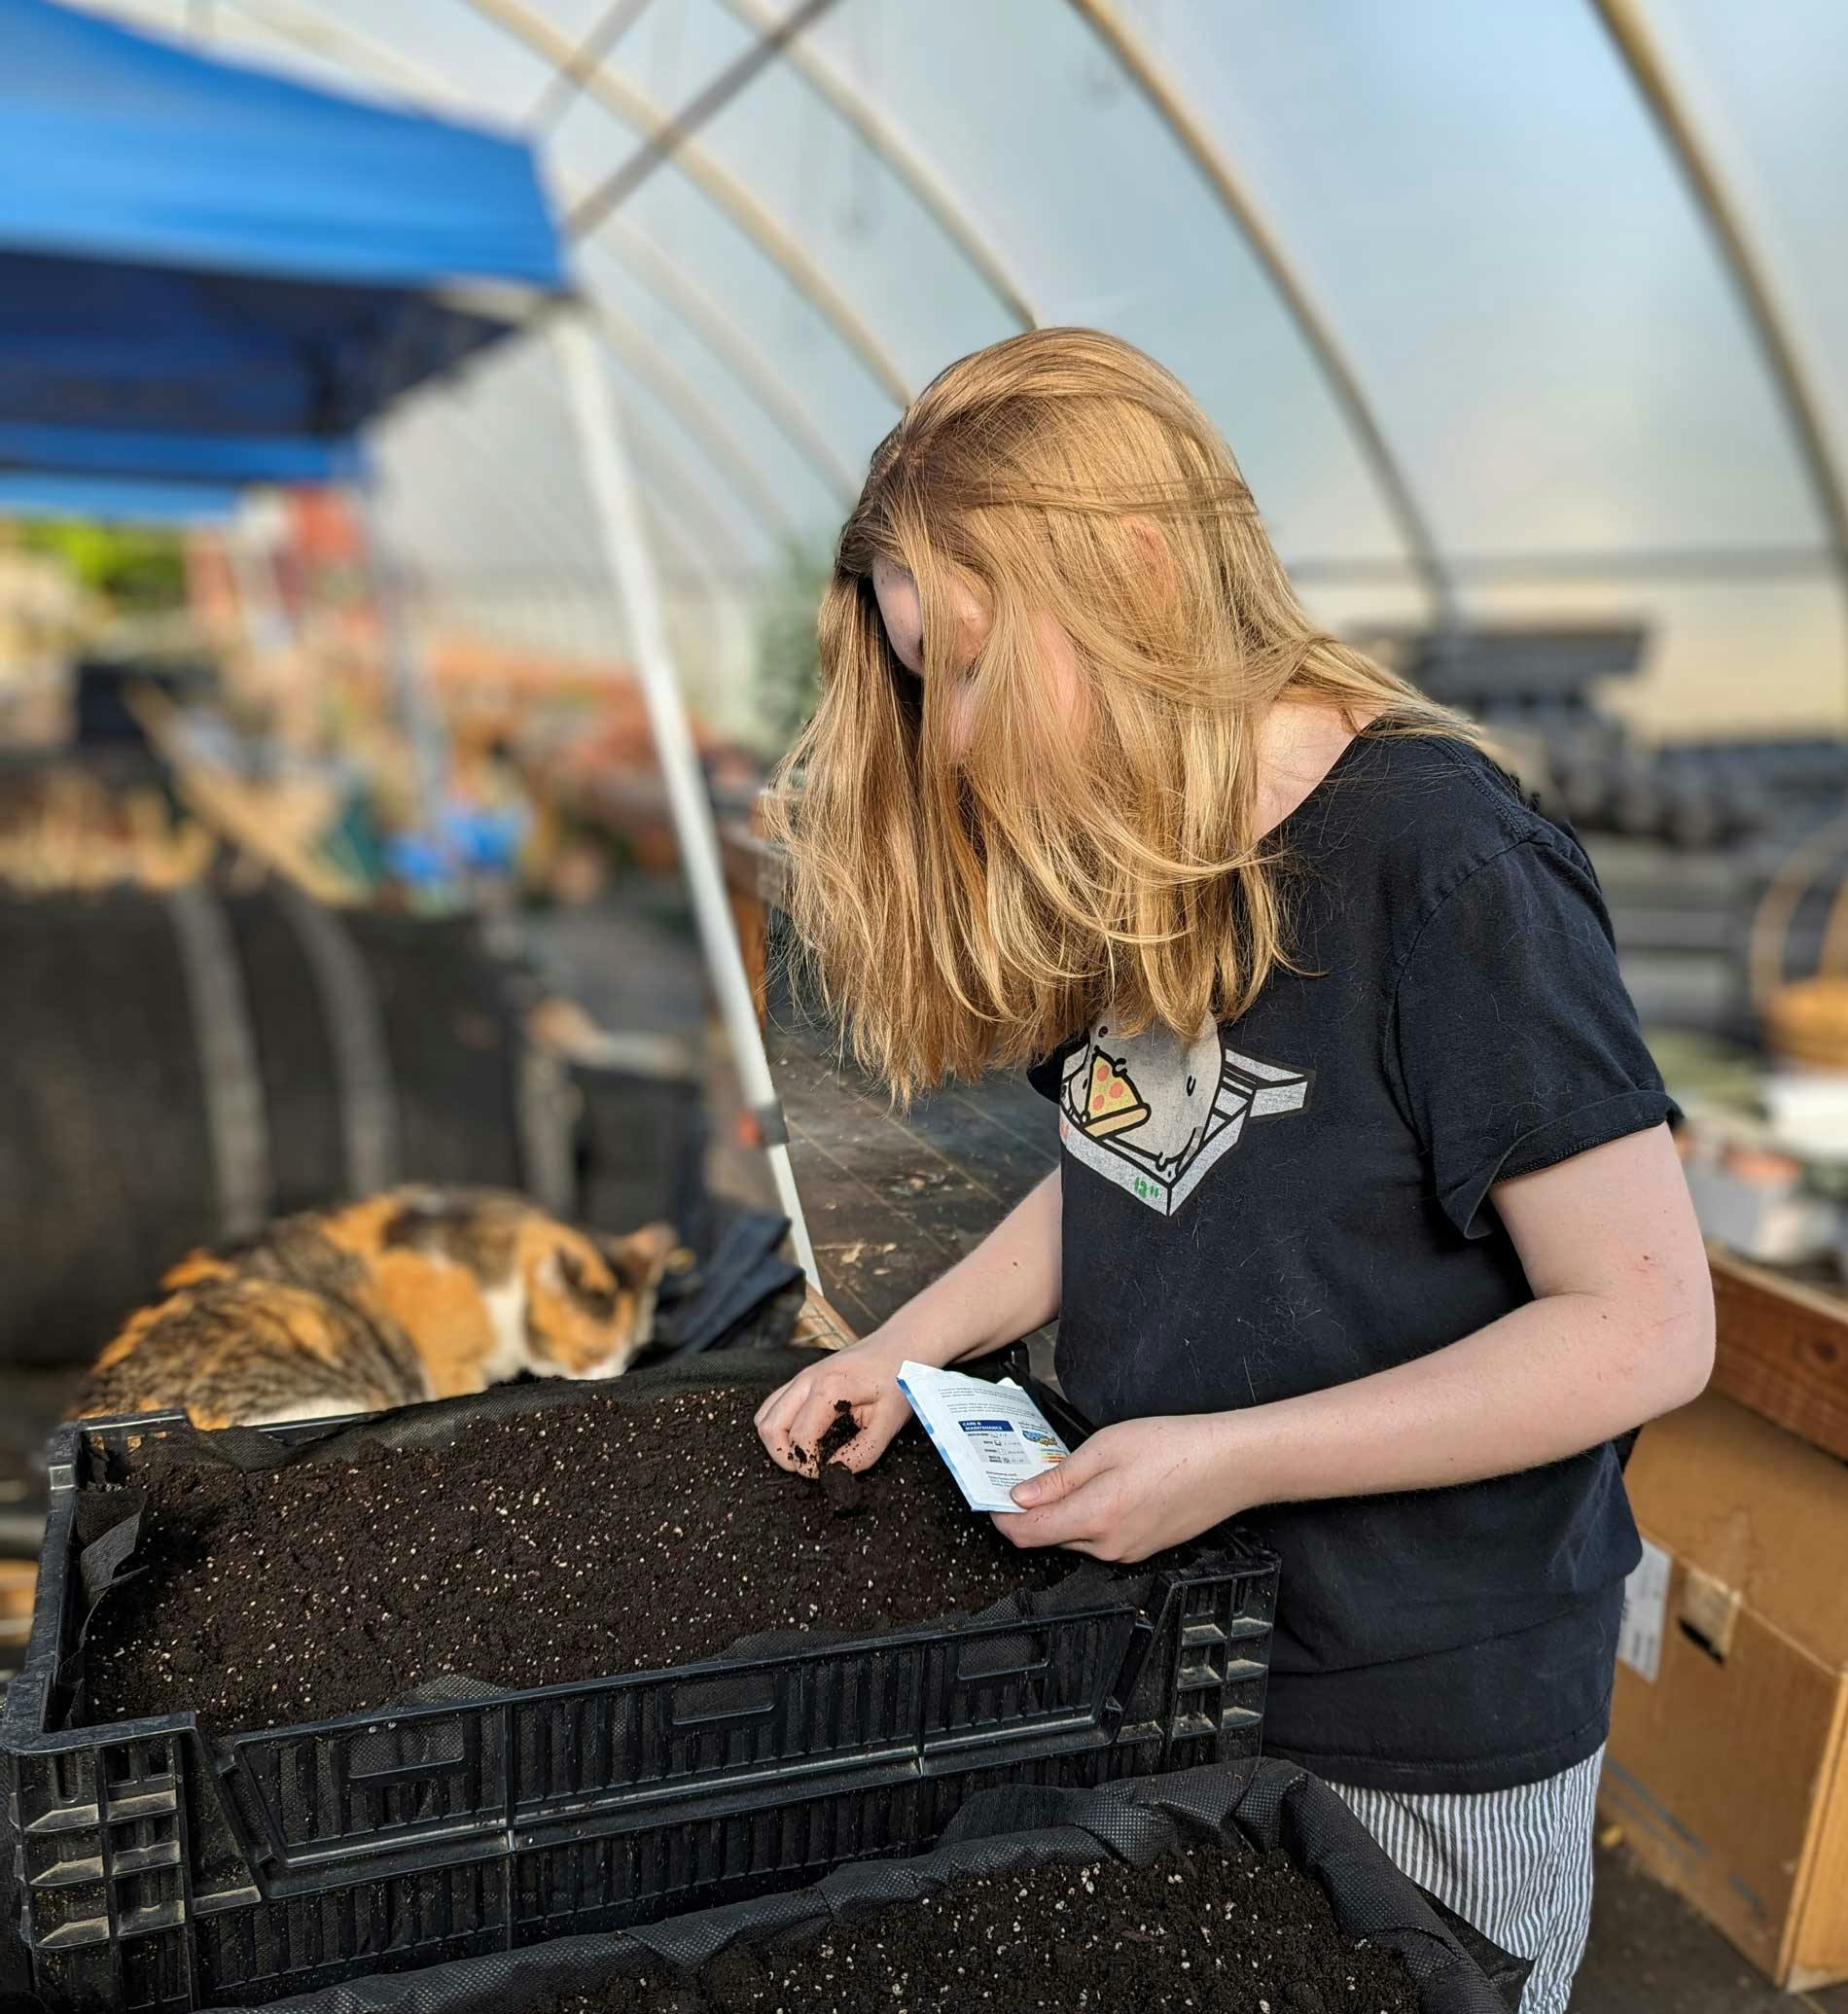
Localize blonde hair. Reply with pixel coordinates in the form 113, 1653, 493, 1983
767, 327, 1475, 1099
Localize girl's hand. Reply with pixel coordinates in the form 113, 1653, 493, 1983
995, 1415, 1245, 1562
754, 1336, 912, 1475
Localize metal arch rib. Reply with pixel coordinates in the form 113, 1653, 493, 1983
587, 303, 797, 538
456, 359, 761, 576
622, 404, 763, 573
1065, 0, 1455, 628
1588, 0, 1848, 635
711, 0, 1039, 331
528, 0, 657, 130
457, 0, 913, 406
204, 0, 772, 671
410, 385, 753, 592
567, 0, 842, 232
392, 390, 763, 729
220, 0, 857, 514
589, 218, 859, 504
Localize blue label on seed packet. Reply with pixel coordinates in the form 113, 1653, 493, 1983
898, 1361, 1070, 1513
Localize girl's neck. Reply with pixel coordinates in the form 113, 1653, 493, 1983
1253, 699, 1377, 839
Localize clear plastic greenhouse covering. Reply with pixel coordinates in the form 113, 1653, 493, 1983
0, 471, 238, 522
33, 0, 1848, 733
0, 0, 569, 446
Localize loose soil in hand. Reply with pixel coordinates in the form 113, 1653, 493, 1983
545, 1846, 1418, 2014
83, 1385, 1068, 1734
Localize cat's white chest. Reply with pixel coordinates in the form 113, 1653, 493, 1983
479, 1276, 532, 1384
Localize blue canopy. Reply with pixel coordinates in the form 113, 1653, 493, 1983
0, 472, 237, 524
0, 421, 356, 486
0, 0, 568, 444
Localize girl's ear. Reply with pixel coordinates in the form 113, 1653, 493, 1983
949, 571, 995, 665
1123, 513, 1175, 595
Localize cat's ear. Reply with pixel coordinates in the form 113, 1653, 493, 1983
160, 1248, 233, 1290
598, 1221, 681, 1287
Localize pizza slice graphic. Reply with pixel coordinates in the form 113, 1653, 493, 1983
1059, 1022, 1310, 1218
1084, 1053, 1150, 1138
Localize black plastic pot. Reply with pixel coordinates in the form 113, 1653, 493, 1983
0, 881, 717, 1370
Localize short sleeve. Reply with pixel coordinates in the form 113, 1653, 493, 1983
1025, 1036, 1081, 1104
1387, 835, 1681, 1240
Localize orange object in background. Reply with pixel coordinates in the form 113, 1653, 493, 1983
285, 488, 364, 570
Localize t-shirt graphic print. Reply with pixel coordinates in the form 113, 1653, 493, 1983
1055, 1015, 1310, 1217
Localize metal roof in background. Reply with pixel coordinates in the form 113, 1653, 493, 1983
47, 0, 1848, 734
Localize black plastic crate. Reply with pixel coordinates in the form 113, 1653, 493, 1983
2, 1384, 1276, 2012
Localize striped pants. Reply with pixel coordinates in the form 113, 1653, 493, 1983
1328, 1746, 1604, 2014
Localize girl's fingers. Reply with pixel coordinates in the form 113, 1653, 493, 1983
832, 1395, 906, 1470
992, 1472, 1111, 1550
753, 1377, 800, 1435
1007, 1439, 1105, 1513
780, 1396, 831, 1472
756, 1377, 824, 1468
755, 1363, 906, 1475
784, 1385, 869, 1471
763, 1383, 836, 1471
753, 1379, 800, 1442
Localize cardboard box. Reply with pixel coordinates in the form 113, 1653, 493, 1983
1601, 1392, 1848, 1990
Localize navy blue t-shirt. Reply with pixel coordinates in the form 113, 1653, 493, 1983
1026, 725, 1678, 1793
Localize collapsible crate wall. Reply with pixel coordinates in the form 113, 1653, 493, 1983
3, 1376, 1276, 2012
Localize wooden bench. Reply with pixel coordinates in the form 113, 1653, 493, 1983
1707, 1244, 1848, 1462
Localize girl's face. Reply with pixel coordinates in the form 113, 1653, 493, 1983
871, 556, 984, 758
871, 556, 1083, 757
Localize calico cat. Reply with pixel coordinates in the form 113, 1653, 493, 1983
76, 1187, 681, 1430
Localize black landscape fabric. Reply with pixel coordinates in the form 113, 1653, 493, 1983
211, 1762, 1525, 2014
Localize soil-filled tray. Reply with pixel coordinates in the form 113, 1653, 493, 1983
540, 1845, 1416, 2013
82, 1382, 1070, 1734
211, 1761, 1524, 2014
3, 1355, 1277, 2014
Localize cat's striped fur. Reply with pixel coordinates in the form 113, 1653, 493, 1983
77, 1187, 679, 1429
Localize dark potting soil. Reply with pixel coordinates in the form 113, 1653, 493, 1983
544, 1846, 1418, 2014
82, 1385, 1071, 1733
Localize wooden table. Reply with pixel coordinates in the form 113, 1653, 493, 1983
1707, 1246, 1848, 1462
766, 999, 1057, 1352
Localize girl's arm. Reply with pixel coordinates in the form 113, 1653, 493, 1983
755, 1168, 1062, 1472
1004, 1124, 1714, 1559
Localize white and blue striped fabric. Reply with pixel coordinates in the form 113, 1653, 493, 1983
1329, 1747, 1604, 2013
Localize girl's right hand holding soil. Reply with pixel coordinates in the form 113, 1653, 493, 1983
755, 1175, 1063, 1477
755, 1335, 913, 1475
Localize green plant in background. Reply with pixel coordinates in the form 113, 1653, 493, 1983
754, 535, 833, 745
17, 520, 187, 613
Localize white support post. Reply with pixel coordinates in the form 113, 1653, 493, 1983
228, 494, 294, 662
555, 310, 820, 1289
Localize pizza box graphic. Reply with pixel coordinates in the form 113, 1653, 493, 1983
1058, 1032, 1310, 1217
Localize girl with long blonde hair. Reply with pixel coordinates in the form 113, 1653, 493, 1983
757, 329, 1710, 2013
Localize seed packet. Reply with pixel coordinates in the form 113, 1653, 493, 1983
896, 1360, 1071, 1513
